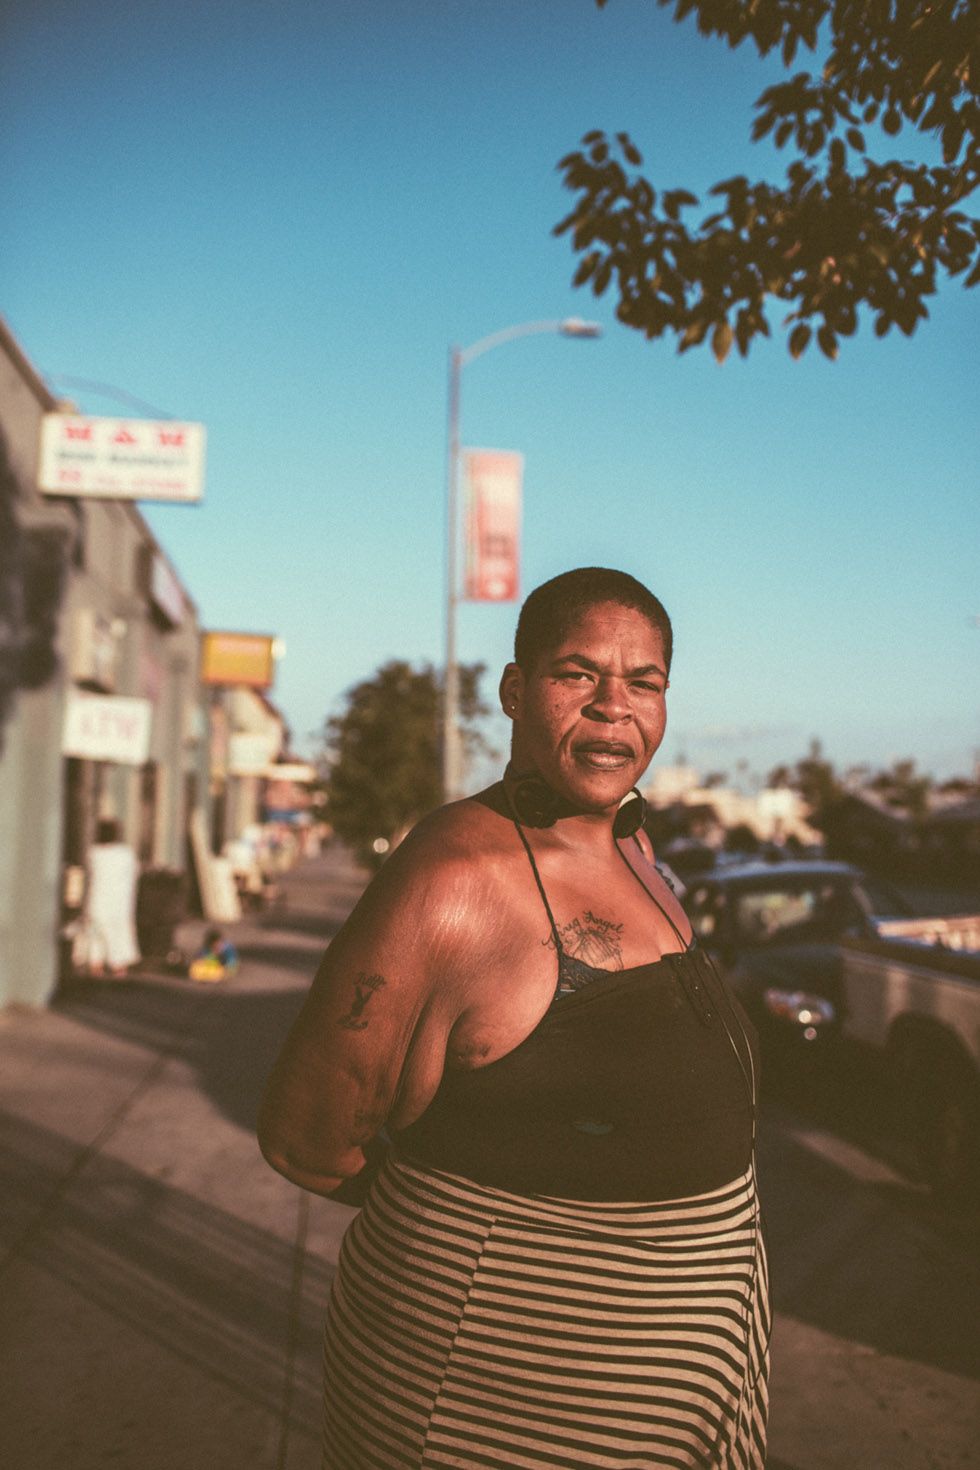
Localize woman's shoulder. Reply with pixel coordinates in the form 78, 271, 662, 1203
331, 794, 526, 988
387, 789, 519, 894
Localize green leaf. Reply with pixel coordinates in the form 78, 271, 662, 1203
711, 320, 733, 364
616, 131, 643, 167
817, 324, 839, 360
846, 128, 865, 151
788, 323, 811, 359
572, 253, 598, 287
941, 113, 965, 164
882, 108, 901, 136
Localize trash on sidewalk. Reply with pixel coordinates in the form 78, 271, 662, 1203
188, 928, 239, 983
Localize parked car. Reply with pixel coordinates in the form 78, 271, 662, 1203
681, 860, 913, 1053
684, 860, 980, 1199
837, 919, 980, 1200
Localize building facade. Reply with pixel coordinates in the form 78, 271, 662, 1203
0, 318, 209, 1006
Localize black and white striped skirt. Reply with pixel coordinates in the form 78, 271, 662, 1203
323, 1152, 770, 1469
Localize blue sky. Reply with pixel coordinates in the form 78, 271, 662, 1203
3, 0, 977, 785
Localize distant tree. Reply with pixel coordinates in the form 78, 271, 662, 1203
724, 821, 762, 853
556, 0, 978, 360
868, 755, 934, 816
770, 738, 843, 824
766, 763, 793, 788
323, 660, 491, 869
0, 426, 70, 752
937, 773, 979, 795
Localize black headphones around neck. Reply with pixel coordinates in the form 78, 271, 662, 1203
506, 770, 647, 839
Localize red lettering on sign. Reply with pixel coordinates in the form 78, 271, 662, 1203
113, 428, 138, 445
65, 424, 93, 441
157, 430, 185, 447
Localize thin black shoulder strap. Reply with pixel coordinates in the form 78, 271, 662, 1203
512, 820, 563, 952
619, 835, 692, 951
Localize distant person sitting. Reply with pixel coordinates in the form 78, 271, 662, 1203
83, 819, 141, 979
189, 929, 239, 983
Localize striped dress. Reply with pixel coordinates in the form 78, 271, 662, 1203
323, 1152, 769, 1468
323, 829, 770, 1467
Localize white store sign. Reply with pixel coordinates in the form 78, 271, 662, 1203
39, 415, 206, 503
63, 692, 153, 765
228, 731, 281, 776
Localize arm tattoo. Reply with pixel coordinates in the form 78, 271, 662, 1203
554, 911, 624, 970
337, 972, 386, 1030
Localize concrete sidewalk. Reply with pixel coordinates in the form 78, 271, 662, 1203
0, 848, 365, 1470
1, 847, 976, 1469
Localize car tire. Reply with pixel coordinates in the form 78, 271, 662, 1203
891, 1038, 980, 1204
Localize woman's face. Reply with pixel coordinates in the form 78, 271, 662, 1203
502, 600, 669, 813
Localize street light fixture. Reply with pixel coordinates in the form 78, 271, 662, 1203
442, 316, 602, 803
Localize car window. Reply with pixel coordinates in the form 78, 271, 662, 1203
685, 885, 724, 940
731, 882, 858, 944
853, 876, 914, 918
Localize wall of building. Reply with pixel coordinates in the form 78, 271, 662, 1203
0, 321, 73, 1006
0, 318, 210, 1007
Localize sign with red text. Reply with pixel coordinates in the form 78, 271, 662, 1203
39, 415, 206, 502
463, 449, 522, 602
62, 692, 153, 765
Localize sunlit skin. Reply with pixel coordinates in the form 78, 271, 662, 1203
500, 601, 670, 823
258, 598, 688, 1199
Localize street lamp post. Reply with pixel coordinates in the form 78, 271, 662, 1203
442, 317, 602, 803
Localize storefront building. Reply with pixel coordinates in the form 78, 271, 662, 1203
0, 318, 209, 1007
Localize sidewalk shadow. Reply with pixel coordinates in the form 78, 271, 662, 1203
757, 1118, 980, 1381
47, 856, 980, 1396
52, 978, 318, 1138
0, 1110, 331, 1444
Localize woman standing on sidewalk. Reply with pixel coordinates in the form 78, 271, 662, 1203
82, 818, 141, 979
259, 568, 769, 1469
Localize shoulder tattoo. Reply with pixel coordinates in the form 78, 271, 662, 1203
552, 911, 624, 970
337, 972, 386, 1030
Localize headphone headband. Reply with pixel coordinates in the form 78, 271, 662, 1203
505, 771, 646, 838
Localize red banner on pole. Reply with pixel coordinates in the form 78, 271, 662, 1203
463, 449, 522, 602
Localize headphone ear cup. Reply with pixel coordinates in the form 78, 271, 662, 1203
510, 776, 561, 828
612, 788, 646, 840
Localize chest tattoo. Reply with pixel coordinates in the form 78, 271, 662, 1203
337, 972, 386, 1030
552, 911, 624, 970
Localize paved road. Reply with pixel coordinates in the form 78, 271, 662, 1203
0, 846, 976, 1469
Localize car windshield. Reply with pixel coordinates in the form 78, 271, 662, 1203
730, 880, 860, 945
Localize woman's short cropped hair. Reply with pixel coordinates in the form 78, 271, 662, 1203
514, 568, 672, 674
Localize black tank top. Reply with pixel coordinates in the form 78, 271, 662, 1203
392, 827, 759, 1201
